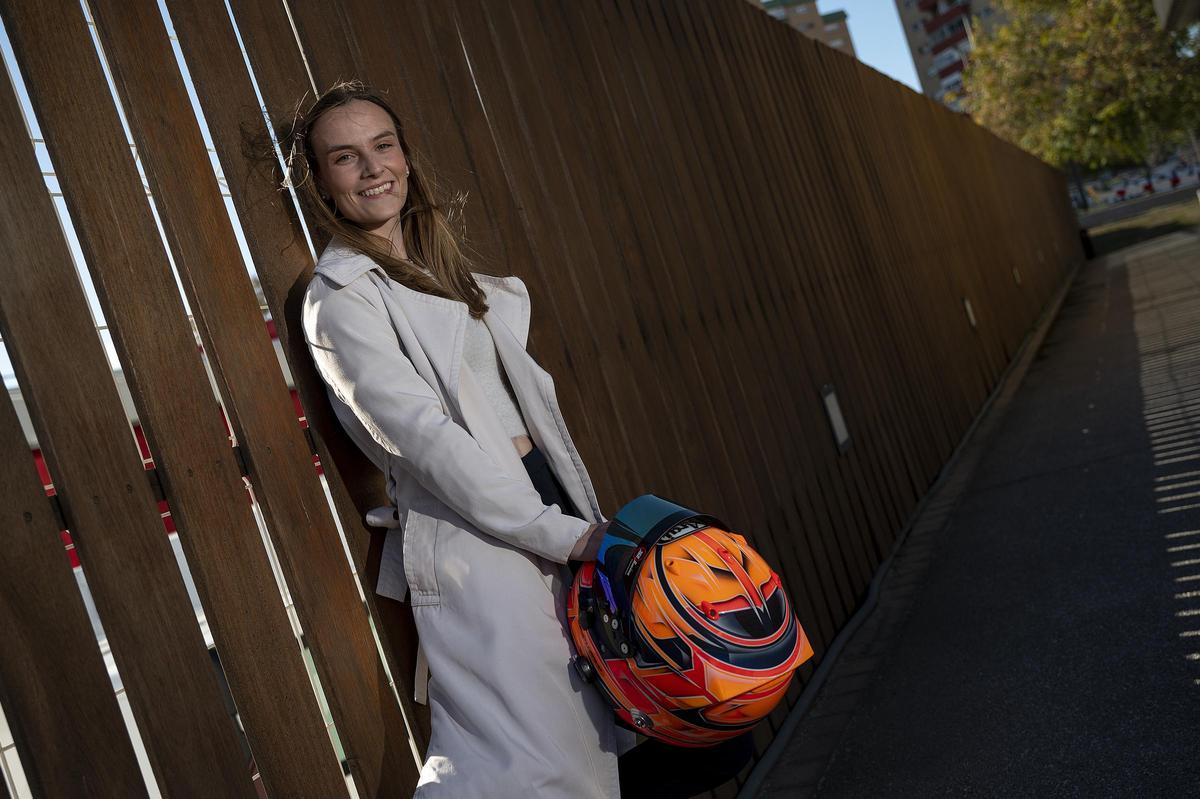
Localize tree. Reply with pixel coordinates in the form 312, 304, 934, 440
962, 0, 1200, 180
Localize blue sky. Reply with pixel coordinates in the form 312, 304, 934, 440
820, 0, 923, 94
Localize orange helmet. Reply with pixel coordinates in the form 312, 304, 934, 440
567, 495, 813, 747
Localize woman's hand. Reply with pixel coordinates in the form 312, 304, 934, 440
568, 520, 610, 564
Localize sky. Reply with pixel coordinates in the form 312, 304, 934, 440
819, 0, 923, 94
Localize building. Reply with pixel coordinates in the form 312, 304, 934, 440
1154, 0, 1199, 28
895, 0, 1000, 109
760, 0, 857, 59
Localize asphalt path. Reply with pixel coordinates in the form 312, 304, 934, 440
758, 231, 1200, 798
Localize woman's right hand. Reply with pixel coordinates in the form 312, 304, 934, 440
568, 520, 610, 564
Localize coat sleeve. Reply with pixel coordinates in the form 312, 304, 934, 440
302, 279, 591, 565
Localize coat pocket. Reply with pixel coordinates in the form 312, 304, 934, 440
401, 506, 441, 606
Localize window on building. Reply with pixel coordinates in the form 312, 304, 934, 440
933, 48, 960, 70
829, 38, 845, 47
929, 17, 966, 46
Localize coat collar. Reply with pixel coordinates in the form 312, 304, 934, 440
314, 234, 531, 348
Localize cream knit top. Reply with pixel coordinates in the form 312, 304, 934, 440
463, 313, 530, 439
405, 261, 530, 438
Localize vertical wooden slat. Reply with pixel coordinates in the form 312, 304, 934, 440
620, 0, 868, 612
0, 92, 145, 788
450, 0, 696, 503
0, 6, 256, 794
719, 7, 910, 559
4, 0, 357, 794
77, 0, 418, 794
521, 0, 782, 612
680, 0, 883, 593
670, 1, 885, 584
553, 0, 843, 645
415, 0, 655, 505
167, 0, 431, 757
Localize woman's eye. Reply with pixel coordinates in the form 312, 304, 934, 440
377, 142, 393, 150
335, 153, 353, 164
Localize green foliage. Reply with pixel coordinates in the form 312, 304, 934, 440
962, 0, 1200, 170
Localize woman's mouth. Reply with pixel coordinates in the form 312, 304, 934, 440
359, 180, 393, 198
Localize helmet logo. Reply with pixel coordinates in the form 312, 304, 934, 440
657, 518, 711, 544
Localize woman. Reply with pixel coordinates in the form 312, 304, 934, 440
290, 81, 750, 797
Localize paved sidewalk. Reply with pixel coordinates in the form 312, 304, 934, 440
753, 231, 1200, 798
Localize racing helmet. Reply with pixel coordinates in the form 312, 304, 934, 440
567, 494, 813, 747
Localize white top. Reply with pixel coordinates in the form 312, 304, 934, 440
410, 261, 531, 441
463, 313, 530, 439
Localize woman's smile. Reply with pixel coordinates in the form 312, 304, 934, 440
359, 180, 394, 198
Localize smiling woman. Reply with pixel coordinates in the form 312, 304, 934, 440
278, 81, 624, 797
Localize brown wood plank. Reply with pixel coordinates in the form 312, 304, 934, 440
522, 0, 769, 580
835, 63, 954, 491
676, 0, 883, 597
0, 5, 257, 794
3, 1, 360, 795
408, 1, 646, 507
646, 0, 851, 633
626, 0, 870, 611
167, 0, 431, 757
454, 0, 699, 507
286, 0, 363, 90
0, 155, 145, 796
79, 0, 418, 794
789, 46, 916, 551
675, 0, 882, 596
288, 0, 501, 264
567, 0, 843, 645
720, 10, 909, 561
688, 2, 892, 579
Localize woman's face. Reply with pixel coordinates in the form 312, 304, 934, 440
309, 99, 409, 234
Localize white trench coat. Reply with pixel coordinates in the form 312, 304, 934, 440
302, 235, 632, 797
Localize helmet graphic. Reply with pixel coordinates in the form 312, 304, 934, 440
567, 494, 813, 747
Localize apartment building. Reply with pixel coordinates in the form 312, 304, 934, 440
895, 0, 1000, 109
760, 0, 857, 59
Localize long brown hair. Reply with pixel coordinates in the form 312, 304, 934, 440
277, 80, 489, 319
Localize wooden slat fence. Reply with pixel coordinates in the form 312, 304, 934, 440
0, 0, 1080, 797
